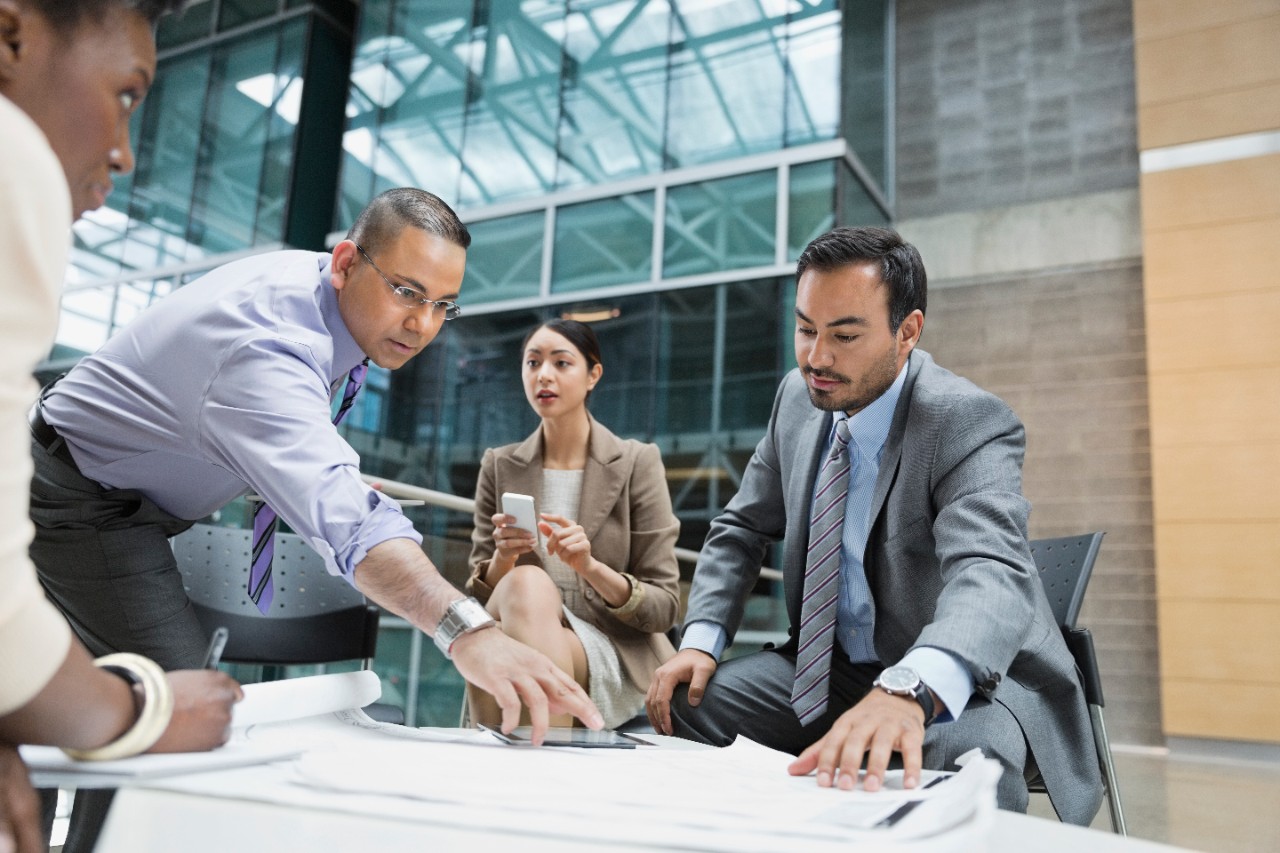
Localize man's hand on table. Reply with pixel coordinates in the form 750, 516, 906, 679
787, 689, 927, 791
450, 628, 602, 744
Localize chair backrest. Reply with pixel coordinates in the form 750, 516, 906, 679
171, 524, 379, 666
1029, 532, 1105, 629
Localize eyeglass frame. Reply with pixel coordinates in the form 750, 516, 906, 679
353, 242, 462, 320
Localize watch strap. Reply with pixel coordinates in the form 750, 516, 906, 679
914, 682, 937, 727
433, 597, 496, 659
874, 667, 938, 728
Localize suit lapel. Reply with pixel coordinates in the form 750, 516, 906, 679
867, 350, 924, 535
577, 415, 625, 541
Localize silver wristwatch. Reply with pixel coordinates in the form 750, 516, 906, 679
873, 665, 938, 727
433, 597, 496, 659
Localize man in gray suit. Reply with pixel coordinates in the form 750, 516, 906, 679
645, 227, 1102, 824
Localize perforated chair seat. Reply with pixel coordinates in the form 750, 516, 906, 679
172, 524, 378, 665
171, 524, 402, 723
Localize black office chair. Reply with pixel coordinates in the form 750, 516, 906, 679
171, 523, 404, 724
1028, 531, 1127, 835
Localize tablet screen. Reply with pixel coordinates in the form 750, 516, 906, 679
480, 725, 648, 748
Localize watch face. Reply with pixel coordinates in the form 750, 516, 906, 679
877, 666, 920, 693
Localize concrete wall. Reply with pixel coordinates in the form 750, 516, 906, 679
894, 0, 1160, 745
895, 0, 1139, 216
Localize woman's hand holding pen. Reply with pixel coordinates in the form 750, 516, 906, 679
148, 670, 244, 754
149, 629, 243, 754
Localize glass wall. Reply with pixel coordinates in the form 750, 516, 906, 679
65, 2, 350, 291
350, 276, 791, 553
552, 193, 655, 292
842, 0, 890, 190
664, 171, 777, 278
334, 0, 863, 229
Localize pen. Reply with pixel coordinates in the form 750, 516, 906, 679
202, 626, 229, 670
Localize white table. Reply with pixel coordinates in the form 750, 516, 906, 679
99, 783, 1186, 852
94, 733, 1189, 853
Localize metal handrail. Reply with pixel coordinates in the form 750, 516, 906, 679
361, 473, 785, 582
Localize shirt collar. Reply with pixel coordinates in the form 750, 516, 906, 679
317, 253, 366, 377
832, 361, 908, 461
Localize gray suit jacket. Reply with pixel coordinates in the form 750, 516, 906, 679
685, 349, 1102, 824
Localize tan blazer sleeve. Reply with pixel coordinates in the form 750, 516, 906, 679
465, 448, 501, 602
601, 442, 680, 634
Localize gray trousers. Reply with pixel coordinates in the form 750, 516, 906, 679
28, 436, 205, 667
668, 647, 1033, 813
29, 437, 205, 853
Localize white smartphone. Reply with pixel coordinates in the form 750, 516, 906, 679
500, 492, 540, 544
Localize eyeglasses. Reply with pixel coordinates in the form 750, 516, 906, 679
355, 243, 461, 320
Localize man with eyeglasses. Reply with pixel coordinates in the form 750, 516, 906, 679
28, 188, 604, 748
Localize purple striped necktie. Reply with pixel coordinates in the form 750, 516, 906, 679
248, 358, 369, 614
791, 418, 852, 725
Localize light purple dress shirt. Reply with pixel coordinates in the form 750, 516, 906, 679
42, 250, 421, 582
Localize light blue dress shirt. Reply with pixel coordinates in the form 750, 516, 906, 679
42, 250, 421, 582
684, 364, 973, 723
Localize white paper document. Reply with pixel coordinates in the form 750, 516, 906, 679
22, 670, 388, 788
279, 736, 1000, 851
136, 705, 1000, 852
71, 670, 1001, 851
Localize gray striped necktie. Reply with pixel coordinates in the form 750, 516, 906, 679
791, 418, 852, 725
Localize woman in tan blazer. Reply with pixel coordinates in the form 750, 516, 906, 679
466, 319, 679, 728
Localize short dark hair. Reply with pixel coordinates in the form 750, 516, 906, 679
521, 319, 602, 372
795, 226, 927, 332
347, 188, 472, 257
31, 0, 188, 35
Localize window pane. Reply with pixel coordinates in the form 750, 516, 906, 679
551, 193, 654, 292
842, 0, 889, 193
463, 212, 545, 304
839, 161, 889, 227
788, 160, 836, 261
335, 0, 474, 230
129, 51, 212, 265
189, 31, 281, 252
720, 280, 785, 434
256, 22, 308, 242
157, 2, 213, 50
219, 0, 280, 31
572, 294, 658, 440
664, 171, 776, 278
785, 3, 841, 146
456, 1, 565, 206
555, 0, 671, 190
664, 1, 784, 167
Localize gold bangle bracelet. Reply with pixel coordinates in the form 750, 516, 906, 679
62, 653, 175, 762
607, 572, 646, 617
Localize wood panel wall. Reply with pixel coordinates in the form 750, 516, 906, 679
1133, 0, 1280, 743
